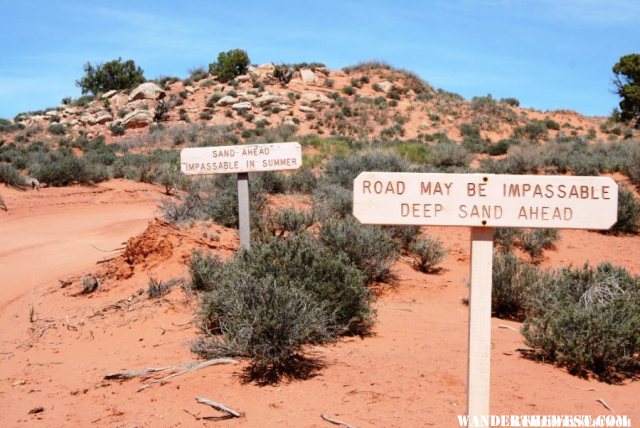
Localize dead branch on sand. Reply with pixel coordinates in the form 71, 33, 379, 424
596, 398, 614, 413
104, 358, 237, 392
321, 413, 357, 428
195, 396, 243, 418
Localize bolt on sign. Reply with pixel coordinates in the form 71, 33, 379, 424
353, 172, 618, 427
180, 142, 302, 249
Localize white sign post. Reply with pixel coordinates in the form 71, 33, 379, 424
180, 142, 302, 249
353, 172, 618, 426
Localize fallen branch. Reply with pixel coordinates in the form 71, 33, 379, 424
596, 398, 614, 413
196, 396, 243, 418
104, 358, 238, 392
321, 413, 357, 428
497, 324, 518, 332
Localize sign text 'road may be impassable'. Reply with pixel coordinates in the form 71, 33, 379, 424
353, 172, 618, 229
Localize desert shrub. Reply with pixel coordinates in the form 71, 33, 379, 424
284, 168, 317, 193
0, 118, 24, 133
493, 227, 521, 252
312, 183, 354, 218
522, 263, 640, 381
162, 175, 265, 227
486, 139, 514, 156
385, 225, 421, 251
192, 234, 373, 374
188, 66, 208, 82
76, 57, 145, 95
492, 252, 541, 320
514, 121, 548, 141
500, 97, 520, 107
188, 251, 224, 292
253, 171, 287, 194
323, 151, 410, 189
429, 142, 471, 169
209, 49, 249, 83
253, 208, 315, 241
622, 142, 640, 186
409, 235, 447, 273
0, 162, 26, 188
393, 141, 430, 164
342, 86, 356, 96
147, 277, 183, 298
47, 123, 66, 135
606, 186, 640, 234
481, 143, 540, 174
109, 123, 125, 136
545, 119, 561, 130
272, 63, 295, 86
31, 153, 108, 186
519, 229, 559, 263
320, 216, 398, 284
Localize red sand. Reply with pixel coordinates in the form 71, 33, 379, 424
0, 181, 639, 427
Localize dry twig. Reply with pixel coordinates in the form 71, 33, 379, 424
196, 396, 243, 418
104, 358, 238, 392
321, 413, 357, 428
596, 398, 614, 413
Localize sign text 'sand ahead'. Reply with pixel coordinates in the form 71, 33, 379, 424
180, 142, 301, 175
353, 172, 618, 229
180, 142, 302, 250
353, 172, 618, 427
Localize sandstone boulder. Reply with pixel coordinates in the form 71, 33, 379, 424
299, 69, 316, 84
232, 102, 252, 111
122, 109, 153, 128
377, 81, 393, 92
253, 94, 285, 108
91, 114, 113, 125
128, 82, 165, 101
301, 91, 332, 104
216, 95, 238, 106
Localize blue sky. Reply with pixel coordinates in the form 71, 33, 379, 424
1, 0, 638, 119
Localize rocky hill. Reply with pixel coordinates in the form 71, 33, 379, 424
3, 62, 636, 150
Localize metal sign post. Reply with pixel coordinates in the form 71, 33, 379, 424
352, 171, 618, 427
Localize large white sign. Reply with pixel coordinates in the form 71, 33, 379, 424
180, 142, 302, 175
353, 172, 618, 229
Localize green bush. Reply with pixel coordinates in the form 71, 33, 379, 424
519, 229, 559, 263
409, 235, 447, 273
109, 123, 126, 136
492, 252, 541, 320
161, 174, 265, 227
607, 186, 640, 234
0, 162, 26, 188
76, 57, 145, 95
31, 153, 109, 186
188, 251, 224, 292
522, 263, 640, 381
320, 216, 399, 284
209, 49, 249, 83
47, 123, 67, 135
191, 234, 373, 376
323, 151, 410, 189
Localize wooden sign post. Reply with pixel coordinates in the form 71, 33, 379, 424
180, 142, 302, 249
353, 172, 618, 426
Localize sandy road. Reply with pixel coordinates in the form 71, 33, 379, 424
0, 181, 160, 310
